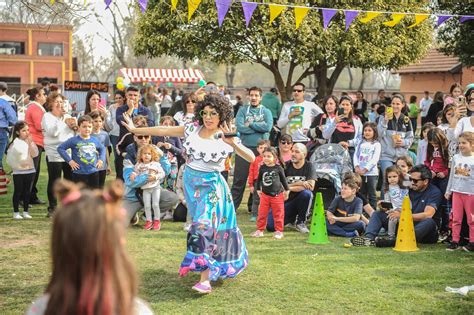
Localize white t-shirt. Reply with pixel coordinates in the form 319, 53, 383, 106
277, 100, 322, 142
419, 97, 432, 118
41, 112, 75, 162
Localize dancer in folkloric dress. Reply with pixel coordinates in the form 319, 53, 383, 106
122, 94, 255, 294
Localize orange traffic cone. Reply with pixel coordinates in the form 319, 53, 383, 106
393, 196, 419, 252
307, 192, 329, 244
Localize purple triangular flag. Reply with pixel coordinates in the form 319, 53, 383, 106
460, 16, 474, 23
436, 15, 452, 27
241, 2, 258, 27
216, 0, 232, 27
344, 10, 358, 31
138, 0, 148, 13
105, 0, 112, 9
321, 8, 338, 30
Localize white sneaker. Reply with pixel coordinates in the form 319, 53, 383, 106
295, 223, 310, 234
23, 212, 32, 219
183, 223, 191, 232
274, 231, 284, 239
163, 211, 173, 221
13, 213, 23, 220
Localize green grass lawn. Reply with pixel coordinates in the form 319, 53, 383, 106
0, 157, 473, 314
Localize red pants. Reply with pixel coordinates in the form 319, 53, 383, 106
452, 192, 474, 243
257, 192, 284, 232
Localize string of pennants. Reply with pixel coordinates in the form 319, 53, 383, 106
50, 0, 474, 29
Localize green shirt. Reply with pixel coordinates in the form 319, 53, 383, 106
408, 103, 419, 119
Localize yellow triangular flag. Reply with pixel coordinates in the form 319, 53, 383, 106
269, 4, 285, 25
383, 13, 406, 27
294, 7, 310, 29
407, 14, 429, 28
50, 0, 55, 4
171, 0, 178, 11
188, 0, 202, 21
359, 12, 381, 23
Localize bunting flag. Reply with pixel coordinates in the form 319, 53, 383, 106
216, 0, 232, 27
359, 12, 381, 23
268, 4, 285, 25
171, 0, 178, 11
294, 7, 310, 29
460, 16, 474, 23
407, 14, 429, 28
383, 13, 406, 27
50, 0, 55, 4
241, 2, 258, 27
188, 0, 202, 21
344, 10, 359, 31
105, 0, 112, 9
436, 15, 452, 27
321, 8, 338, 30
138, 0, 148, 13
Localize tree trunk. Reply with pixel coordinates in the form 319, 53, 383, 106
314, 63, 346, 97
347, 66, 354, 90
358, 69, 367, 91
225, 65, 236, 88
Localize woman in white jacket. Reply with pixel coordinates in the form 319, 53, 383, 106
42, 92, 76, 217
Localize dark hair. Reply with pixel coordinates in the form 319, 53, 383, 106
263, 147, 279, 161
270, 87, 279, 95
126, 86, 139, 93
339, 95, 354, 124
433, 91, 444, 103
115, 90, 126, 98
384, 165, 405, 192
450, 82, 462, 95
78, 115, 93, 126
395, 155, 414, 169
378, 89, 385, 94
356, 90, 364, 97
257, 139, 271, 147
426, 128, 449, 168
8, 121, 28, 149
50, 84, 60, 92
248, 86, 263, 96
371, 102, 380, 109
279, 134, 293, 143
409, 164, 432, 181
322, 95, 339, 115
85, 90, 101, 115
436, 111, 444, 124
181, 92, 198, 114
362, 122, 378, 141
292, 82, 305, 90
409, 95, 417, 103
206, 81, 216, 86
26, 87, 44, 100
421, 122, 435, 135
441, 104, 456, 124
89, 110, 105, 121
343, 172, 362, 189
194, 94, 233, 127
424, 91, 429, 94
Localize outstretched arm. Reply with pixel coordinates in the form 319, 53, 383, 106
121, 113, 185, 137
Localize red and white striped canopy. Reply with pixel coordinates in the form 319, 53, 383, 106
120, 68, 204, 83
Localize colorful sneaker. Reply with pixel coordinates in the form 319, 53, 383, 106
153, 220, 161, 230
23, 212, 32, 219
249, 216, 257, 222
13, 212, 23, 220
462, 243, 474, 253
251, 230, 264, 237
192, 282, 212, 294
143, 220, 153, 230
350, 236, 375, 247
274, 231, 284, 239
446, 242, 459, 251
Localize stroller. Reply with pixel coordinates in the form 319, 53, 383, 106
309, 143, 353, 210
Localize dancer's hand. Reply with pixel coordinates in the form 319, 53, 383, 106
220, 121, 237, 145
121, 113, 136, 133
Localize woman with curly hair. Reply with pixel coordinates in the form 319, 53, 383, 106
122, 94, 255, 294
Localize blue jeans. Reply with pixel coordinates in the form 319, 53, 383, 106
379, 160, 394, 200
267, 189, 313, 231
0, 129, 8, 169
365, 211, 438, 243
326, 220, 365, 237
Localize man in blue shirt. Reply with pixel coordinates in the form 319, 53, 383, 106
116, 86, 154, 139
0, 95, 17, 170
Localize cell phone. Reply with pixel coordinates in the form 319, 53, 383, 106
337, 107, 345, 116
204, 85, 217, 93
380, 202, 393, 209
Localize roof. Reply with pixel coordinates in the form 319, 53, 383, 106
395, 49, 462, 74
0, 22, 73, 30
120, 68, 205, 83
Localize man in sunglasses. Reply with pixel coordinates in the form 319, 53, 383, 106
352, 164, 442, 246
277, 82, 322, 144
232, 86, 273, 209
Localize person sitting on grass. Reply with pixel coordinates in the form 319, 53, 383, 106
342, 172, 376, 226
326, 178, 365, 238
26, 180, 153, 315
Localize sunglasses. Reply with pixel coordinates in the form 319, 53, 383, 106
280, 141, 292, 145
186, 100, 197, 104
199, 110, 219, 118
293, 89, 304, 93
136, 135, 150, 140
410, 178, 424, 183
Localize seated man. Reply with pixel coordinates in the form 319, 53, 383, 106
267, 143, 316, 233
326, 178, 365, 238
352, 164, 442, 246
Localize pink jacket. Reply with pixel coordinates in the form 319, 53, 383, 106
25, 102, 45, 147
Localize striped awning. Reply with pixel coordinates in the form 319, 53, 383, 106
120, 68, 204, 83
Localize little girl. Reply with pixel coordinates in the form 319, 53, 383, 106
132, 144, 165, 230
395, 155, 414, 188
416, 123, 435, 165
381, 166, 408, 240
425, 128, 450, 236
445, 131, 474, 252
353, 122, 381, 210
6, 122, 39, 219
251, 147, 289, 239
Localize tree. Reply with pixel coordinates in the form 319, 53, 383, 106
437, 2, 474, 67
134, 0, 433, 100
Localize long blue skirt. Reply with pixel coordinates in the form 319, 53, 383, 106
178, 167, 248, 281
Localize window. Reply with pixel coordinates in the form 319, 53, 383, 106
38, 42, 63, 56
37, 77, 58, 84
0, 41, 25, 55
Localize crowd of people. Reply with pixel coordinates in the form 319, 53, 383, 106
1, 79, 473, 303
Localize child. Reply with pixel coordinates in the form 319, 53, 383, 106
326, 178, 365, 238
57, 115, 106, 189
248, 139, 270, 222
251, 147, 289, 239
157, 116, 183, 193
381, 166, 408, 240
354, 122, 381, 210
90, 110, 111, 188
416, 123, 435, 165
368, 102, 380, 123
445, 132, 474, 252
343, 172, 376, 226
425, 128, 450, 236
395, 155, 414, 188
6, 122, 38, 219
132, 144, 165, 230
